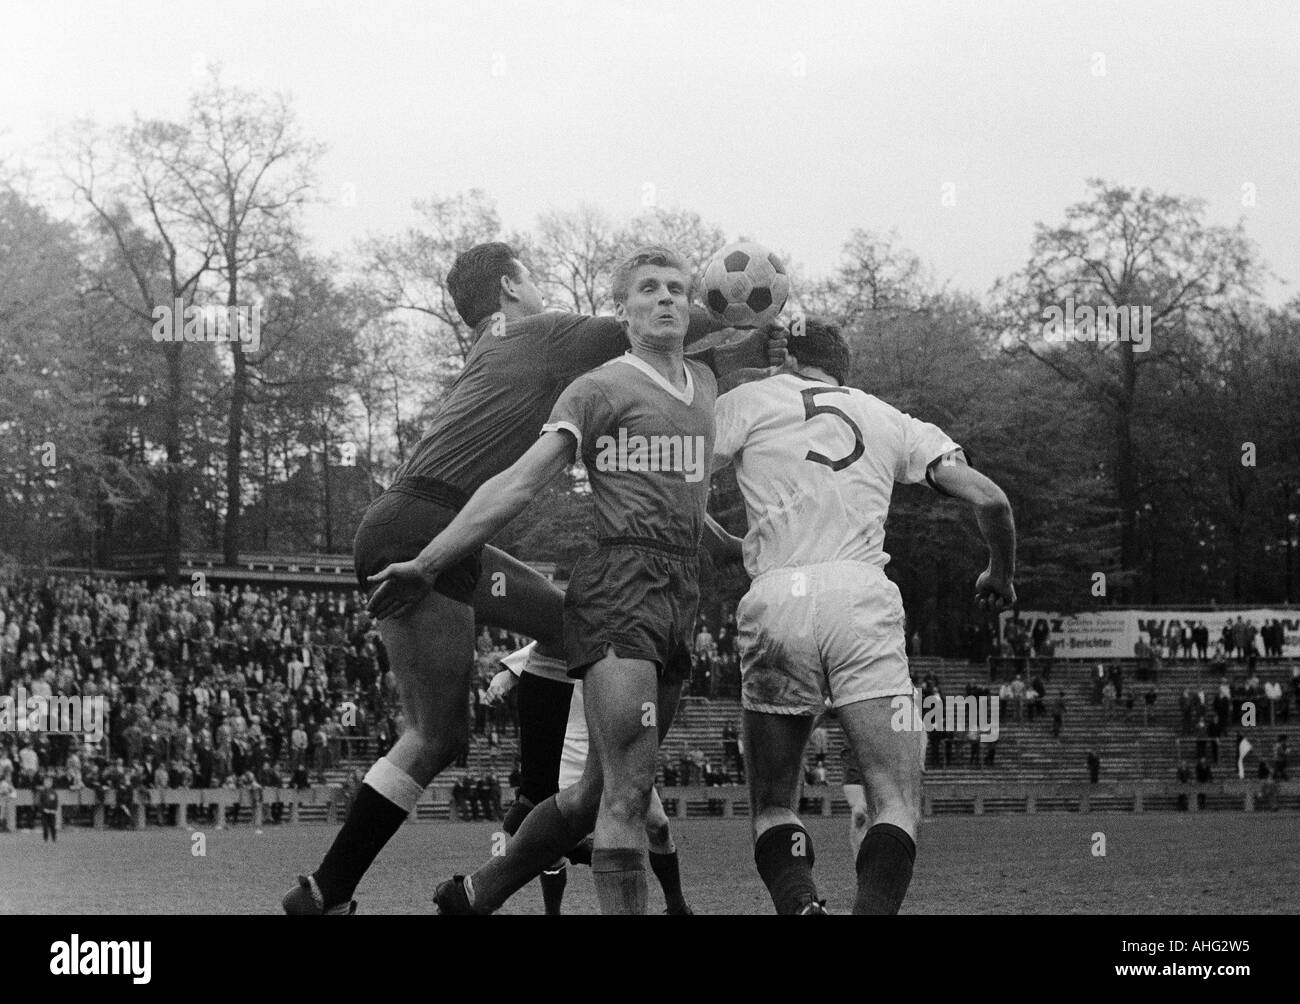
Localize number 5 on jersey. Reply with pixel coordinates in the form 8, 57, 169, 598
801, 387, 864, 471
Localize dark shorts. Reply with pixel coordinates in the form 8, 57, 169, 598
563, 539, 699, 684
352, 476, 482, 605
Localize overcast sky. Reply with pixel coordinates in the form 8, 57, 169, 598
3, 0, 1297, 301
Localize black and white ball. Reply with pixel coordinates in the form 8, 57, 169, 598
701, 240, 791, 328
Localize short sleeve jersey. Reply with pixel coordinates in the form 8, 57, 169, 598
713, 373, 959, 577
398, 312, 628, 497
543, 354, 717, 552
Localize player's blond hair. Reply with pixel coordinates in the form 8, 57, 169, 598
610, 245, 692, 304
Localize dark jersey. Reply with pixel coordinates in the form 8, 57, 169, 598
394, 306, 734, 499
543, 354, 717, 551
397, 312, 627, 497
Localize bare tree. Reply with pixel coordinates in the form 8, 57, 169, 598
994, 180, 1259, 598
363, 189, 504, 361
157, 69, 322, 566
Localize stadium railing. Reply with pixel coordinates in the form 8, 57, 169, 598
6, 779, 1296, 833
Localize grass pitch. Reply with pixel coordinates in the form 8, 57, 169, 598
1, 812, 1293, 915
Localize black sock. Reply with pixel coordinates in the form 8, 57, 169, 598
754, 823, 818, 915
566, 834, 594, 867
649, 849, 688, 913
854, 823, 916, 915
314, 784, 409, 907
470, 795, 588, 913
502, 795, 534, 837
539, 863, 567, 915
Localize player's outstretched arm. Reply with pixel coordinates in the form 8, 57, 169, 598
686, 322, 787, 388
928, 451, 1017, 611
366, 432, 575, 620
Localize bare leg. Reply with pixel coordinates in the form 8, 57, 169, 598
583, 650, 660, 913
744, 710, 822, 914
836, 697, 922, 841
843, 782, 869, 859
304, 590, 473, 908
837, 694, 923, 914
646, 787, 691, 914
745, 711, 815, 838
462, 673, 680, 913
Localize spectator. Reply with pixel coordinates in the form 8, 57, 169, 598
1086, 750, 1100, 784
1101, 679, 1117, 719
1193, 621, 1209, 660
289, 723, 308, 773
38, 774, 60, 842
694, 621, 713, 658
0, 772, 14, 832
451, 776, 467, 821
1051, 692, 1066, 738
1274, 735, 1290, 781
464, 772, 481, 820
690, 747, 706, 786
1142, 686, 1157, 726
809, 721, 829, 766
1263, 679, 1283, 725
1210, 642, 1228, 676
1193, 754, 1212, 809
1235, 732, 1253, 780
476, 771, 497, 822
721, 721, 744, 781
1258, 764, 1280, 811
1010, 674, 1026, 722
1175, 761, 1191, 811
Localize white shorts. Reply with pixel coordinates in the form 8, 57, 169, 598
738, 560, 912, 716
557, 678, 589, 790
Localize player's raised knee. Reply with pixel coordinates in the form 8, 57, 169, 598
645, 818, 670, 847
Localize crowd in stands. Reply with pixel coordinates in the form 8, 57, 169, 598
4, 576, 1296, 832
0, 576, 406, 819
997, 616, 1293, 672
686, 614, 740, 699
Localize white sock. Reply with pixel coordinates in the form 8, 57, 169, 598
363, 757, 424, 814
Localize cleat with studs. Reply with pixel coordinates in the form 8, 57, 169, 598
282, 874, 356, 915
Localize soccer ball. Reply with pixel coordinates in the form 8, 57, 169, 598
700, 241, 791, 328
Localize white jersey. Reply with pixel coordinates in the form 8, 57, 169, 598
713, 373, 959, 578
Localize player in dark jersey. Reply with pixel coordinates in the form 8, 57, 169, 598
282, 243, 781, 915
369, 245, 727, 914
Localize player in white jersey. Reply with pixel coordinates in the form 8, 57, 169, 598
710, 317, 1016, 914
490, 644, 693, 914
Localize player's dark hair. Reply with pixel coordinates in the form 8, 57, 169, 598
610, 245, 692, 304
790, 316, 852, 385
447, 242, 523, 328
